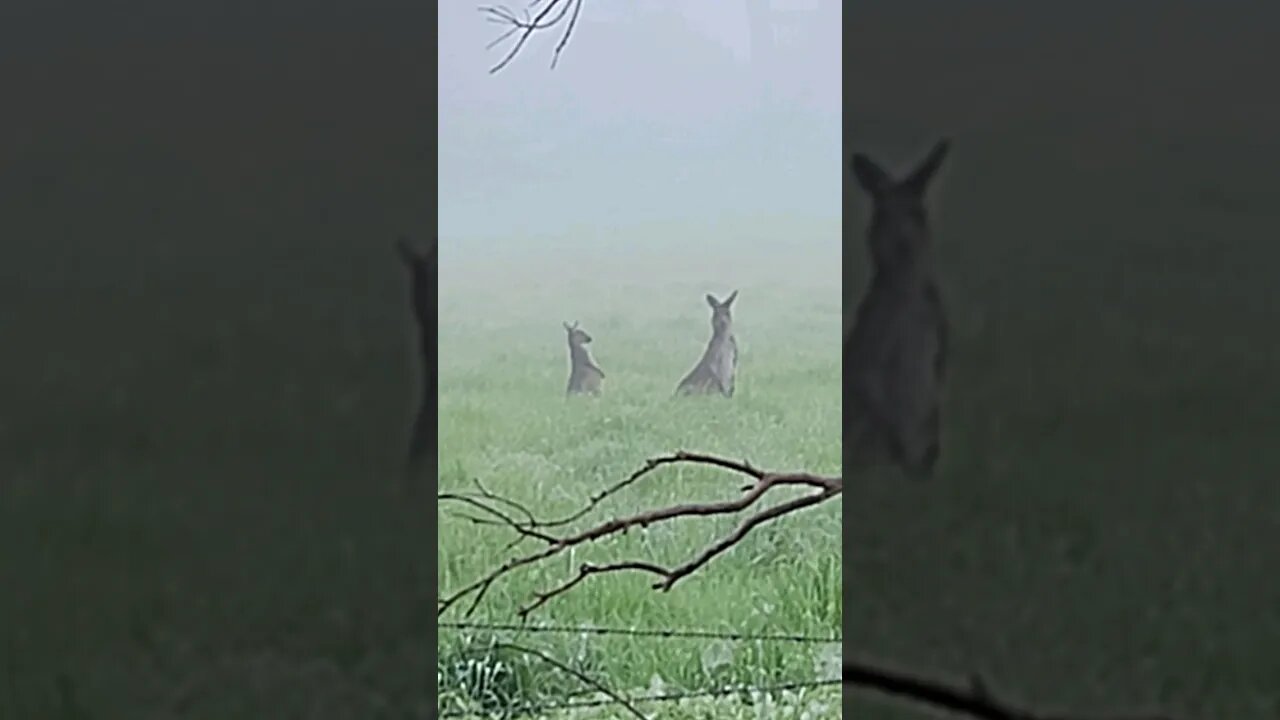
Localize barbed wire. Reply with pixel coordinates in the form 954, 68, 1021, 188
440, 620, 841, 644
438, 677, 841, 719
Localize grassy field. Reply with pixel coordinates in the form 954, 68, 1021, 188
847, 2, 1280, 718
436, 221, 843, 717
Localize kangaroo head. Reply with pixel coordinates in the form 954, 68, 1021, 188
705, 290, 738, 334
563, 321, 592, 346
851, 139, 950, 272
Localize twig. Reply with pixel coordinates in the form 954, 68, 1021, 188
436, 490, 558, 545
483, 642, 645, 719
518, 450, 768, 531
479, 0, 587, 73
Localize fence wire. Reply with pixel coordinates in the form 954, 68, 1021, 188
438, 620, 842, 718
440, 620, 841, 644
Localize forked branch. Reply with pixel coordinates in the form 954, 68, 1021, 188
479, 0, 587, 73
437, 450, 841, 618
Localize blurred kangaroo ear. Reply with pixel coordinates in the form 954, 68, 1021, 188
705, 293, 720, 309
903, 138, 951, 196
563, 321, 573, 331
395, 236, 417, 265
723, 290, 738, 307
852, 153, 891, 197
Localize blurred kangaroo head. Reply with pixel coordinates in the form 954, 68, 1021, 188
563, 321, 592, 345
396, 235, 436, 326
705, 291, 738, 334
851, 139, 950, 271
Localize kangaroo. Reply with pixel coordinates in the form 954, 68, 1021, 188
845, 139, 950, 479
675, 291, 739, 397
396, 235, 436, 486
564, 321, 605, 396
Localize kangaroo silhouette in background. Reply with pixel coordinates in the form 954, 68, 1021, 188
845, 139, 951, 479
396, 235, 436, 487
563, 321, 605, 396
675, 291, 739, 397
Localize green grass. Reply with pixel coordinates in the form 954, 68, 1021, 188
436, 226, 843, 717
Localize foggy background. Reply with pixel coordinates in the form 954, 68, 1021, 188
437, 0, 841, 256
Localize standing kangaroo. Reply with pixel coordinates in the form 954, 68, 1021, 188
675, 291, 739, 397
845, 139, 950, 478
397, 235, 436, 486
563, 321, 605, 396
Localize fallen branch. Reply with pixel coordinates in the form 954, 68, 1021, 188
437, 450, 840, 618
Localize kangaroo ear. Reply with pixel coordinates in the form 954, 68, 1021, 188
902, 138, 951, 196
851, 153, 892, 197
723, 290, 738, 307
705, 293, 720, 309
563, 321, 572, 331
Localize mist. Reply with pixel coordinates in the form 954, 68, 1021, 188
437, 0, 842, 257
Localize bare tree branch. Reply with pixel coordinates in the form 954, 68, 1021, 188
479, 0, 587, 73
437, 450, 840, 618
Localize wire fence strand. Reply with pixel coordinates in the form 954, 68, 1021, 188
439, 621, 842, 644
439, 620, 842, 718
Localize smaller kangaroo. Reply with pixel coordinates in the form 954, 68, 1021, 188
564, 321, 605, 396
675, 291, 739, 397
845, 139, 950, 479
396, 235, 436, 485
